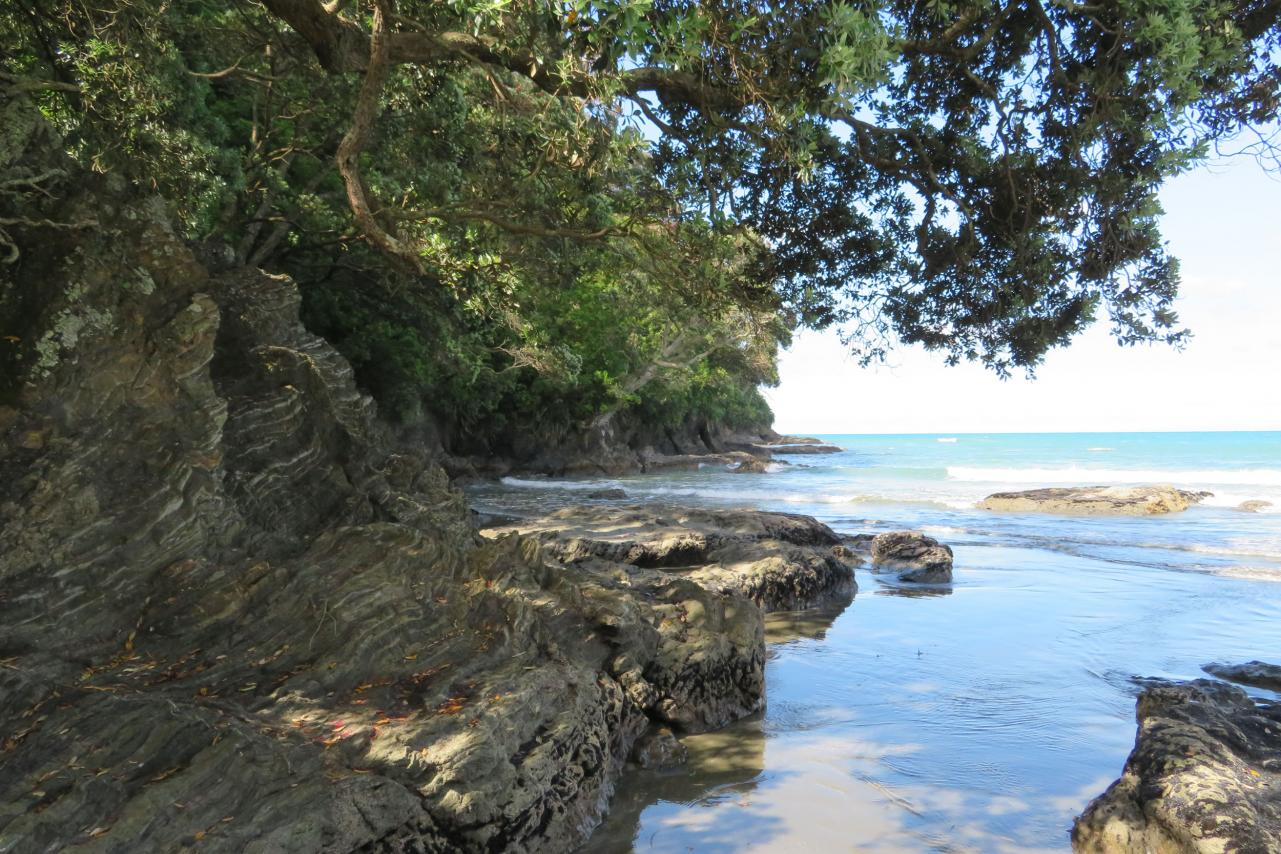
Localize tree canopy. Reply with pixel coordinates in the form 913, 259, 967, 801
3, 0, 1278, 442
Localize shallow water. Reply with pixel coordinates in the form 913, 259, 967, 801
468, 432, 1281, 852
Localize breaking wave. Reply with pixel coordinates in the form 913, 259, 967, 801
945, 466, 1281, 487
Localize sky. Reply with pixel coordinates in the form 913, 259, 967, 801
764, 152, 1281, 434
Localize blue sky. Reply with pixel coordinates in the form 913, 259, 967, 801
765, 153, 1281, 434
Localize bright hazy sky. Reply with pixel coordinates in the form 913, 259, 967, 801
765, 153, 1281, 434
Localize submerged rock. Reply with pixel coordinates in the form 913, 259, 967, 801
870, 531, 954, 583
1237, 499, 1273, 513
631, 727, 688, 769
1203, 660, 1281, 693
587, 487, 629, 499
1072, 679, 1281, 853
978, 485, 1210, 516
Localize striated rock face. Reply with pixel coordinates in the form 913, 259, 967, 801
1072, 679, 1281, 854
1203, 660, 1281, 693
1237, 500, 1274, 513
978, 485, 1211, 516
0, 100, 795, 854
482, 505, 860, 613
870, 531, 954, 583
479, 506, 859, 733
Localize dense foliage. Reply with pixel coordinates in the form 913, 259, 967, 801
2, 0, 1277, 447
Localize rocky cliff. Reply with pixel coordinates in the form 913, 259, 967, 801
0, 96, 854, 853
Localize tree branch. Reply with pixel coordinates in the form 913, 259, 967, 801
333, 0, 422, 270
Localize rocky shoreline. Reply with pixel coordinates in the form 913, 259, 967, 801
442, 432, 844, 482
1073, 674, 1281, 852
4, 114, 1272, 853
0, 136, 869, 851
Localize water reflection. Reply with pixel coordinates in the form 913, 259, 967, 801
870, 581, 955, 599
591, 716, 770, 853
764, 598, 855, 645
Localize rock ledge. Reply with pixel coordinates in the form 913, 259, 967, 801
979, 485, 1210, 516
1073, 678, 1281, 853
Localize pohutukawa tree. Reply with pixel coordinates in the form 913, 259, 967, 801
3, 0, 1278, 440
256, 0, 1280, 371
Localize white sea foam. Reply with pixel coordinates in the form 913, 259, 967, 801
946, 466, 1281, 487
1086, 447, 1114, 452
1212, 566, 1281, 582
1185, 541, 1281, 560
500, 476, 621, 491
920, 525, 968, 537
937, 438, 958, 443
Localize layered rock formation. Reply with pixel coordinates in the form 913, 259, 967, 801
1073, 679, 1281, 853
0, 100, 826, 853
441, 421, 842, 480
978, 485, 1211, 516
480, 505, 859, 613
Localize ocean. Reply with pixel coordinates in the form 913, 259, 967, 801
468, 431, 1281, 852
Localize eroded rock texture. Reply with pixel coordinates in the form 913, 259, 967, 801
0, 100, 791, 853
869, 531, 954, 583
1072, 679, 1281, 853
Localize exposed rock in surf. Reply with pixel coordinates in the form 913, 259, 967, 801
1203, 660, 1281, 693
587, 487, 629, 499
870, 531, 954, 583
733, 456, 772, 473
840, 533, 877, 555
1072, 679, 1281, 853
1237, 499, 1273, 513
480, 505, 859, 612
978, 485, 1211, 516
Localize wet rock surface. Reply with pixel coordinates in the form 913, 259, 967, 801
586, 488, 629, 499
870, 531, 954, 583
1072, 679, 1281, 853
1203, 660, 1281, 693
0, 105, 813, 854
630, 727, 688, 770
978, 485, 1211, 516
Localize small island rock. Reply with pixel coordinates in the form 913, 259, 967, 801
587, 487, 629, 499
978, 485, 1210, 516
1237, 499, 1273, 512
870, 531, 953, 583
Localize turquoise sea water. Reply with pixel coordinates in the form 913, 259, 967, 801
468, 432, 1281, 852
